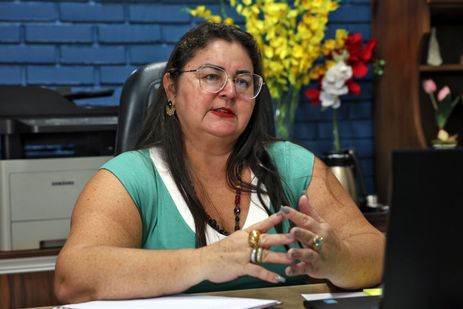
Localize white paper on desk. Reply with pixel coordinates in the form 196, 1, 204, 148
58, 294, 281, 309
302, 291, 367, 301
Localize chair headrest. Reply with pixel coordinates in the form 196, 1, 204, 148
115, 62, 167, 154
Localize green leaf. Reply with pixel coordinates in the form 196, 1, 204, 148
435, 113, 447, 129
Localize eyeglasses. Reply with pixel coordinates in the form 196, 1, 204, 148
178, 64, 264, 100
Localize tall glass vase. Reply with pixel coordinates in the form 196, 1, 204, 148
332, 108, 341, 152
274, 87, 300, 139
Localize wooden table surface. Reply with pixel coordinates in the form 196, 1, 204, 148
199, 282, 336, 308
29, 283, 338, 309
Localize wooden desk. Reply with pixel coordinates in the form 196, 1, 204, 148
200, 283, 336, 308
28, 283, 337, 309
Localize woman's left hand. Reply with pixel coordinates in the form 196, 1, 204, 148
279, 194, 352, 281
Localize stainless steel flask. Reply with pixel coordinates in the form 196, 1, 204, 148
322, 149, 367, 207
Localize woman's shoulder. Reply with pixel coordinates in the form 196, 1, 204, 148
116, 148, 151, 161
100, 148, 158, 210
266, 140, 314, 160
100, 148, 155, 177
266, 141, 315, 178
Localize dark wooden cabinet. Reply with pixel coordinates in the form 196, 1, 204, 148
0, 271, 58, 308
372, 0, 463, 203
0, 249, 60, 309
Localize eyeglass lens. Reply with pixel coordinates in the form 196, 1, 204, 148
196, 65, 263, 99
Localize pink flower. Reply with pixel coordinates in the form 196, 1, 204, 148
437, 86, 450, 102
423, 79, 436, 94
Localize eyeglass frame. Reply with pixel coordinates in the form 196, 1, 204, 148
172, 64, 265, 100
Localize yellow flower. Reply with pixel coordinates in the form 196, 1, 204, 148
210, 15, 222, 23
335, 29, 348, 48
322, 39, 336, 55
190, 5, 206, 16
188, 0, 344, 100
293, 44, 304, 59
223, 17, 234, 25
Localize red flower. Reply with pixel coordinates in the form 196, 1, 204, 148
304, 31, 379, 105
345, 33, 376, 78
344, 33, 363, 61
350, 61, 369, 78
362, 39, 376, 62
346, 80, 361, 95
305, 88, 321, 105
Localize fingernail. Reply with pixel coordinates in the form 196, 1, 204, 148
291, 250, 298, 258
294, 228, 300, 237
281, 206, 290, 214
301, 191, 307, 197
274, 274, 286, 283
286, 268, 293, 276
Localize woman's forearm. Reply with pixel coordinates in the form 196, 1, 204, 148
331, 231, 385, 289
55, 246, 205, 303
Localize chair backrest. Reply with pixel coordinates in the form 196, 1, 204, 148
115, 62, 166, 154
115, 62, 275, 155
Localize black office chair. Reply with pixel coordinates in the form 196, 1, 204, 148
115, 62, 166, 154
115, 62, 275, 155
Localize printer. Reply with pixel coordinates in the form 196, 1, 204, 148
0, 86, 117, 251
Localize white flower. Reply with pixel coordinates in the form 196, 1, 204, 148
320, 91, 341, 109
320, 61, 352, 109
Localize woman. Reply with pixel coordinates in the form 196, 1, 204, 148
54, 22, 384, 303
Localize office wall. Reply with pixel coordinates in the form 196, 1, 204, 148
0, 0, 375, 193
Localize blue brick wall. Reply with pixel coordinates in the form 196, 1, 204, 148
0, 0, 376, 194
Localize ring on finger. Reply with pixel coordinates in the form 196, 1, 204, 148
256, 247, 264, 263
248, 230, 262, 249
250, 247, 263, 264
250, 248, 257, 264
312, 234, 324, 251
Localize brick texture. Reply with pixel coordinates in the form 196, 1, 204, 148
0, 0, 377, 193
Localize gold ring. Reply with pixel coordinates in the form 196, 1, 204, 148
248, 230, 262, 249
313, 235, 324, 251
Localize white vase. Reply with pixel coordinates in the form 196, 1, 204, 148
427, 27, 443, 66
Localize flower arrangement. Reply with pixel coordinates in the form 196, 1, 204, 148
422, 79, 461, 146
305, 31, 382, 152
188, 0, 341, 138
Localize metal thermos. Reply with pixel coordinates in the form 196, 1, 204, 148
322, 149, 367, 207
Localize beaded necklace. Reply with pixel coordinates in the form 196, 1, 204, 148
206, 165, 242, 236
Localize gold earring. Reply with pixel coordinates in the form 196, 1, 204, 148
166, 100, 176, 116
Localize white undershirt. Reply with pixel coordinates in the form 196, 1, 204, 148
149, 147, 270, 245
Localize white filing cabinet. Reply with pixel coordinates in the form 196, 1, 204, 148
0, 156, 112, 251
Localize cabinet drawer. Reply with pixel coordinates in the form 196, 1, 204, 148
10, 169, 94, 221
11, 219, 70, 250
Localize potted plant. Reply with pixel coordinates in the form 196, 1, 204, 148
422, 79, 461, 148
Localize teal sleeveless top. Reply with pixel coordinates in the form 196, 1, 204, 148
101, 141, 315, 293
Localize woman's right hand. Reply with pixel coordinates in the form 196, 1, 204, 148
198, 212, 295, 284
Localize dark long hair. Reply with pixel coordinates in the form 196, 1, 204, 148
136, 22, 289, 247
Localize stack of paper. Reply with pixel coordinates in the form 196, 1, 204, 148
56, 294, 281, 309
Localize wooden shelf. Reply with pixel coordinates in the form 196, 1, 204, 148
0, 248, 60, 259
372, 0, 463, 204
428, 0, 463, 6
429, 0, 463, 23
420, 64, 463, 72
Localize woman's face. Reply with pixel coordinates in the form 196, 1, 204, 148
165, 39, 257, 145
